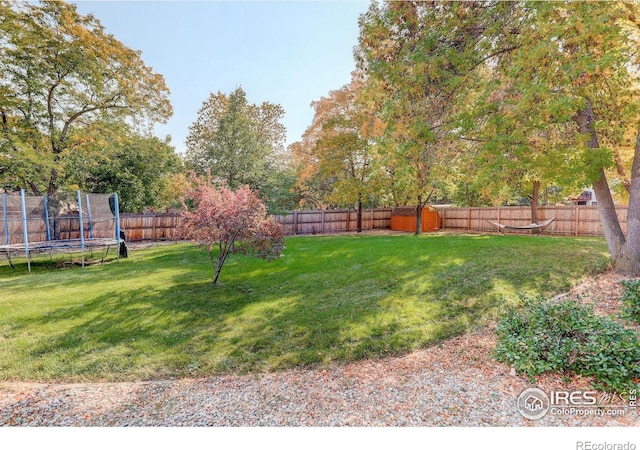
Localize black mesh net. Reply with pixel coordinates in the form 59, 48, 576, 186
0, 191, 118, 247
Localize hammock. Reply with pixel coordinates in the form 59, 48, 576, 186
487, 217, 555, 234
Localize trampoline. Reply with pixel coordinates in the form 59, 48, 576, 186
0, 190, 121, 272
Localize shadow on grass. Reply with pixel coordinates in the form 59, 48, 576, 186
0, 234, 610, 382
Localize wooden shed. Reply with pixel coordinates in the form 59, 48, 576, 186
391, 206, 441, 232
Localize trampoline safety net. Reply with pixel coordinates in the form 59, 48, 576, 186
0, 190, 121, 272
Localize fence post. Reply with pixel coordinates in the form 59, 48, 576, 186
152, 215, 157, 241
321, 210, 325, 234
2, 193, 8, 245
574, 206, 579, 237
467, 208, 472, 231
294, 211, 298, 236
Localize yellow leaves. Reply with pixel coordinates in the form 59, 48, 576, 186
360, 117, 387, 140
289, 77, 378, 207
159, 172, 191, 209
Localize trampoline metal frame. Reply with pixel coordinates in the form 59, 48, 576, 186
0, 190, 121, 273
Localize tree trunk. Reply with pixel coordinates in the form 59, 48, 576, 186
530, 180, 540, 234
530, 181, 540, 224
592, 169, 625, 260
613, 127, 640, 276
47, 167, 59, 197
27, 181, 41, 196
211, 242, 232, 285
415, 194, 423, 235
574, 98, 626, 261
213, 253, 226, 285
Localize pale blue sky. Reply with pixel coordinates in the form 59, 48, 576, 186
73, 0, 371, 153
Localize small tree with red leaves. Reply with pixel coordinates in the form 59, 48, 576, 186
178, 178, 285, 285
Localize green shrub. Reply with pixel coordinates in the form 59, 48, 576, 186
494, 297, 640, 393
620, 279, 640, 323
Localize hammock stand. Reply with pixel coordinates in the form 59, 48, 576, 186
487, 217, 555, 235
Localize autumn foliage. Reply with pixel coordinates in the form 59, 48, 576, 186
178, 177, 285, 285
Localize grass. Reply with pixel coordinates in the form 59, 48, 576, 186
0, 233, 609, 382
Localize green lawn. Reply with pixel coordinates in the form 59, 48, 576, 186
0, 233, 609, 382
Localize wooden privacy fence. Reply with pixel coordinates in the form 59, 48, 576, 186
115, 205, 628, 240
273, 208, 393, 235
118, 209, 393, 239
435, 205, 628, 236
120, 213, 182, 241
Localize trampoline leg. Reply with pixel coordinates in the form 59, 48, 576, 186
101, 245, 110, 263
4, 251, 15, 271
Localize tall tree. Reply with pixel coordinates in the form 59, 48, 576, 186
0, 0, 172, 195
291, 79, 379, 230
477, 1, 640, 273
461, 72, 584, 223
65, 121, 182, 212
185, 87, 292, 213
356, 1, 486, 233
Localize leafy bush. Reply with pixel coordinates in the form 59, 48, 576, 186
620, 279, 640, 323
494, 297, 640, 393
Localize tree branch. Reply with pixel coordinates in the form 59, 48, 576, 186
60, 102, 130, 145
47, 80, 63, 153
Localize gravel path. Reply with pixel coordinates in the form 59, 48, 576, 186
1, 272, 638, 427
1, 330, 637, 427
